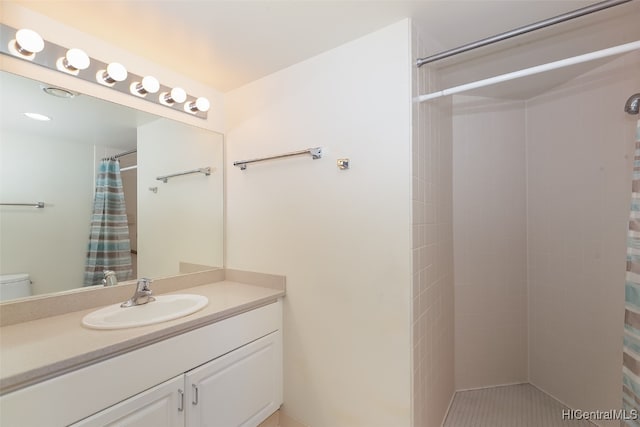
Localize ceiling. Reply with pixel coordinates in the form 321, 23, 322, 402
8, 0, 640, 98
0, 70, 156, 149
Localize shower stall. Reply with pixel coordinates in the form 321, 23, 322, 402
448, 56, 639, 426
412, 1, 640, 426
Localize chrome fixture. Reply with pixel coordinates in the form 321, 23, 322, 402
161, 87, 187, 105
337, 158, 350, 170
8, 28, 44, 60
0, 202, 45, 208
57, 48, 90, 75
0, 23, 209, 119
416, 0, 631, 67
102, 148, 137, 161
131, 76, 160, 97
156, 166, 212, 183
185, 97, 211, 114
625, 93, 640, 115
98, 62, 128, 86
42, 85, 78, 98
234, 147, 323, 170
121, 278, 155, 307
102, 270, 118, 287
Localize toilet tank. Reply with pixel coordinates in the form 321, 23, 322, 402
0, 273, 33, 301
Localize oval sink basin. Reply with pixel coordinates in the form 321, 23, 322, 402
82, 294, 208, 330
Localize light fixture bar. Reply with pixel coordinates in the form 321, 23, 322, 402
0, 23, 208, 119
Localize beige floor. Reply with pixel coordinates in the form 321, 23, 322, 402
443, 383, 595, 427
258, 411, 280, 427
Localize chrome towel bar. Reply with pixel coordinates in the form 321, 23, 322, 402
233, 147, 322, 170
0, 202, 45, 208
156, 167, 211, 183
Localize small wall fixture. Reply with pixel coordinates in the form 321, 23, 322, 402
185, 97, 210, 113
160, 87, 187, 105
337, 158, 350, 170
8, 29, 44, 60
0, 23, 209, 119
42, 85, 77, 98
57, 48, 90, 75
131, 76, 160, 97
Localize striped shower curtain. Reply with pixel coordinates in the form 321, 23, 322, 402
624, 120, 640, 425
83, 159, 133, 286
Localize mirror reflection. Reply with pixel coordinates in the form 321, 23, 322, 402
0, 71, 224, 300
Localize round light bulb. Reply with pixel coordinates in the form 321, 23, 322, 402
195, 97, 210, 112
170, 87, 187, 103
58, 48, 90, 74
15, 29, 44, 55
186, 97, 210, 113
65, 48, 90, 70
141, 76, 160, 94
106, 62, 127, 82
132, 76, 160, 97
160, 87, 187, 105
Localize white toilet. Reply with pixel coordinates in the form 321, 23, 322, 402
0, 273, 33, 302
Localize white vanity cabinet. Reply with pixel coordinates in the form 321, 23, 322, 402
185, 330, 282, 426
70, 375, 185, 427
0, 300, 283, 427
71, 331, 282, 427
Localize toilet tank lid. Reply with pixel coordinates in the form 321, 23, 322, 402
0, 273, 30, 284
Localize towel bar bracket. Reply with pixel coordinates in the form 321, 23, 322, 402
309, 147, 322, 160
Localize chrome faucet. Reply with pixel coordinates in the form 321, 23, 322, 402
102, 270, 118, 287
121, 278, 155, 307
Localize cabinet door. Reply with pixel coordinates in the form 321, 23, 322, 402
185, 330, 283, 427
70, 375, 185, 427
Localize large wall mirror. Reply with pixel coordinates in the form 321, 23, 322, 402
0, 71, 224, 300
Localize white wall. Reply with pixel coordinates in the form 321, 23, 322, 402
119, 153, 138, 278
225, 20, 412, 427
411, 25, 455, 427
452, 96, 528, 390
137, 119, 224, 278
527, 53, 640, 424
0, 130, 93, 295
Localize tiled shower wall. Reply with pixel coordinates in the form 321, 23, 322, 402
452, 96, 528, 390
411, 25, 455, 427
450, 52, 639, 425
527, 53, 639, 424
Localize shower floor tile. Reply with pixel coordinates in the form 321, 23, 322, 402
443, 383, 595, 427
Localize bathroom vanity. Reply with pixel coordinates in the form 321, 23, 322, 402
0, 271, 285, 427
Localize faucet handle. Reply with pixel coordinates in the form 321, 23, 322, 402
137, 277, 153, 290
102, 270, 118, 287
121, 278, 154, 308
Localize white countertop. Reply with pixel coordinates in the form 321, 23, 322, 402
0, 280, 284, 394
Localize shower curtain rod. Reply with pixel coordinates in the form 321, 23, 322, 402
102, 148, 137, 161
417, 40, 640, 103
416, 0, 632, 67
